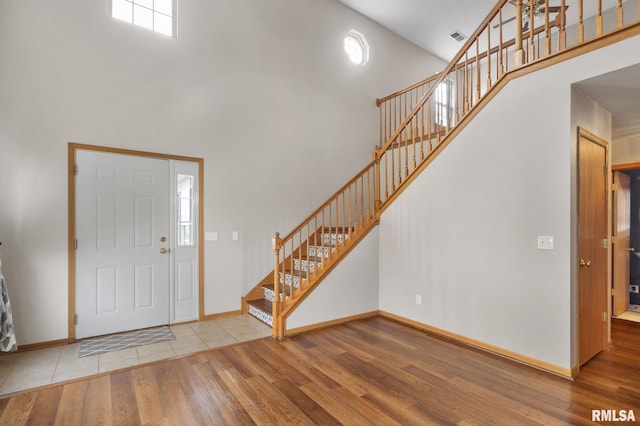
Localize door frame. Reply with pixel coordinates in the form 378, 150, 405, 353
612, 161, 640, 315
612, 170, 631, 316
68, 142, 204, 342
576, 127, 610, 366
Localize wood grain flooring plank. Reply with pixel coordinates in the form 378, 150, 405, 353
252, 340, 312, 386
219, 346, 262, 380
245, 375, 315, 425
225, 344, 284, 384
130, 365, 169, 425
218, 367, 283, 425
82, 375, 113, 426
171, 357, 229, 425
0, 391, 37, 425
153, 360, 202, 425
53, 380, 88, 426
301, 381, 402, 426
260, 339, 341, 391
25, 386, 63, 426
270, 377, 341, 426
192, 362, 255, 425
449, 375, 566, 426
110, 371, 141, 426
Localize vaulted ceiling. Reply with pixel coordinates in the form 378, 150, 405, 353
337, 0, 640, 142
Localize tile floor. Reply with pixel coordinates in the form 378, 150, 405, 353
0, 314, 271, 396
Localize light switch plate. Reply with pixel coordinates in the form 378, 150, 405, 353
537, 235, 555, 250
232, 231, 239, 241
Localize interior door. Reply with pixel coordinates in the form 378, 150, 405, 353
612, 171, 631, 316
577, 129, 608, 366
75, 150, 171, 339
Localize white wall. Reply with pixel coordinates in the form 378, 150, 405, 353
0, 0, 444, 345
378, 35, 640, 371
612, 135, 640, 165
287, 228, 378, 329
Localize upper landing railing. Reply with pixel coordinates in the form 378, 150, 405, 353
269, 0, 640, 338
376, 0, 640, 149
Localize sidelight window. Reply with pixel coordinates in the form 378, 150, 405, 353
177, 174, 194, 247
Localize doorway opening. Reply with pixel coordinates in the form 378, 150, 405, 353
68, 143, 204, 341
612, 163, 640, 324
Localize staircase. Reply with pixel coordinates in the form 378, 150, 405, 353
243, 0, 640, 338
246, 228, 350, 327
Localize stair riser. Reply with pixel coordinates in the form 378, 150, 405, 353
248, 304, 273, 327
294, 258, 322, 274
308, 245, 336, 259
322, 232, 349, 246
279, 272, 305, 288
263, 287, 283, 303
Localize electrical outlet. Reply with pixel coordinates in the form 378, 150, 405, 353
630, 285, 639, 294
416, 295, 422, 305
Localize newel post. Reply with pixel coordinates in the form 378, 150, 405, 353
272, 232, 284, 339
514, 0, 525, 67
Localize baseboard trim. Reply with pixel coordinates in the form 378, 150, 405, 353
203, 310, 242, 321
379, 311, 573, 379
0, 338, 69, 355
286, 311, 379, 337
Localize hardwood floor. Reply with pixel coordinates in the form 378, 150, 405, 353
0, 317, 638, 425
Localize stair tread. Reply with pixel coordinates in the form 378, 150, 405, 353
282, 268, 308, 277
320, 227, 352, 233
297, 255, 324, 262
247, 298, 272, 314
263, 283, 291, 296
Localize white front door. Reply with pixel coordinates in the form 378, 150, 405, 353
75, 150, 171, 339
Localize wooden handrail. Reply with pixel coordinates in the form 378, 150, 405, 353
279, 162, 376, 243
376, 16, 556, 106
376, 73, 442, 106
376, 0, 514, 157
260, 0, 640, 339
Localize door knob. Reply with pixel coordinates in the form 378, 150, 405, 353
585, 260, 591, 267
580, 259, 586, 267
160, 236, 167, 242
628, 247, 635, 252
160, 247, 169, 254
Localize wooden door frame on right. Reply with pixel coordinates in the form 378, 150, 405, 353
612, 162, 640, 316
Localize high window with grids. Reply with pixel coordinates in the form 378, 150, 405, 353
110, 0, 176, 37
